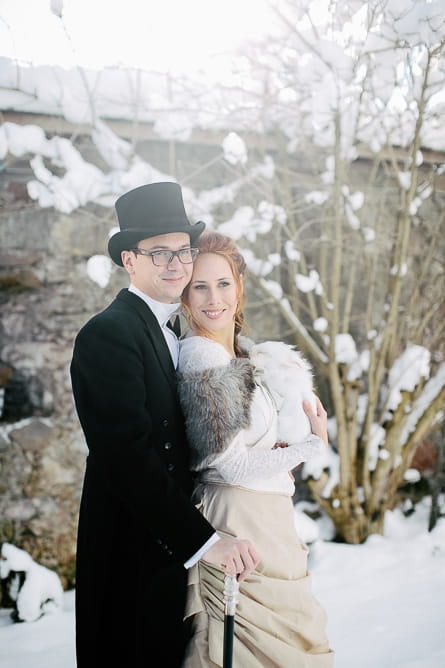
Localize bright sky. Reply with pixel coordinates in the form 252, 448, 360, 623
0, 0, 278, 74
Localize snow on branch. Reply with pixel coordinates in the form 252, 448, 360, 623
1, 120, 171, 213
222, 132, 248, 165
335, 333, 364, 381
383, 344, 431, 416
302, 443, 340, 499
218, 199, 285, 243
295, 270, 323, 295
400, 363, 445, 445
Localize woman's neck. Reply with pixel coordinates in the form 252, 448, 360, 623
191, 327, 235, 358
218, 336, 235, 358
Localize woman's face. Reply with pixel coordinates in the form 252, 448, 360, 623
186, 252, 239, 336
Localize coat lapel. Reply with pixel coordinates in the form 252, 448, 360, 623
116, 289, 178, 391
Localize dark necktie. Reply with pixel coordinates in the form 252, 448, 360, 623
167, 316, 181, 337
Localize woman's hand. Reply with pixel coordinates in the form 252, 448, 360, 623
303, 396, 328, 445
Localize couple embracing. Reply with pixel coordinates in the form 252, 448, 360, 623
70, 182, 334, 667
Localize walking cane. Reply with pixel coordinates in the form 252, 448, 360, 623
223, 574, 239, 668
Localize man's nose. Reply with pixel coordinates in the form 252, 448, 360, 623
166, 254, 182, 269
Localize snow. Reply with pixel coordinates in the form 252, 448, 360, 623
222, 132, 248, 166
241, 248, 274, 277
367, 423, 387, 471
398, 171, 412, 191
404, 468, 421, 483
342, 187, 364, 212
257, 201, 287, 226
295, 270, 324, 294
0, 544, 64, 624
261, 279, 283, 300
334, 333, 359, 366
390, 263, 408, 277
3, 119, 178, 212
86, 255, 112, 288
305, 190, 330, 206
345, 203, 361, 229
363, 227, 376, 242
2, 498, 444, 668
400, 363, 445, 444
284, 240, 301, 261
302, 444, 340, 498
385, 345, 431, 413
314, 317, 328, 332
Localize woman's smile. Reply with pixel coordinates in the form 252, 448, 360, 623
202, 309, 225, 319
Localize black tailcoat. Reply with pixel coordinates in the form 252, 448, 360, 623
70, 289, 214, 668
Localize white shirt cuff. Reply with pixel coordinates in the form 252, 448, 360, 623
184, 532, 220, 569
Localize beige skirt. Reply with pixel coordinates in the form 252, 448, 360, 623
183, 484, 334, 667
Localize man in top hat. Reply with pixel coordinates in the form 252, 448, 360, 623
70, 182, 259, 668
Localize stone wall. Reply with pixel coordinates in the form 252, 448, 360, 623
0, 185, 131, 591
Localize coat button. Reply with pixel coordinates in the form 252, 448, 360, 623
164, 442, 172, 450
162, 419, 169, 427
167, 463, 175, 472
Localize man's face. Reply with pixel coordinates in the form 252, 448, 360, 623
121, 232, 194, 303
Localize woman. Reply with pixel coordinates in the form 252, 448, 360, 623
177, 231, 334, 667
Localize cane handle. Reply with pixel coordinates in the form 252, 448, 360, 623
223, 574, 239, 616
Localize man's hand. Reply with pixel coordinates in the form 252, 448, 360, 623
273, 441, 289, 449
203, 538, 260, 582
303, 396, 328, 445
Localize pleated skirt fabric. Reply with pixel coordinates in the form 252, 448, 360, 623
182, 483, 334, 667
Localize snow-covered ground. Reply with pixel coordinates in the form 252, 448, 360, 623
1, 497, 444, 668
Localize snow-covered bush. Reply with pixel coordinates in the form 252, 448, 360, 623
0, 543, 63, 623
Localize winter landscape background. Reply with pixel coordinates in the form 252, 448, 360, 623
1, 1, 445, 665
0, 499, 444, 668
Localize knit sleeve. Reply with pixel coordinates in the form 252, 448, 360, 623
211, 433, 326, 485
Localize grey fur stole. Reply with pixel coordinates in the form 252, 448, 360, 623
177, 358, 256, 471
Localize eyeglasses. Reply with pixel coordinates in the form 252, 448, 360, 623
130, 247, 200, 266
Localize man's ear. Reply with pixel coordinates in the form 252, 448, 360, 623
121, 250, 134, 275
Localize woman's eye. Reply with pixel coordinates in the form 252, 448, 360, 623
219, 281, 230, 287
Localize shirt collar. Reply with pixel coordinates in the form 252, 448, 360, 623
128, 284, 179, 328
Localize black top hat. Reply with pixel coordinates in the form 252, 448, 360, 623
108, 181, 206, 266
